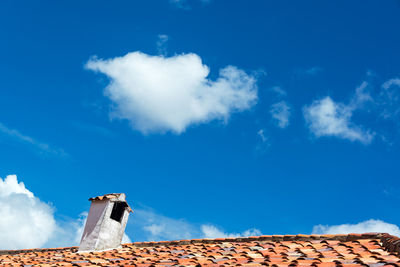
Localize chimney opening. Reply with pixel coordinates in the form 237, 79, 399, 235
110, 201, 127, 222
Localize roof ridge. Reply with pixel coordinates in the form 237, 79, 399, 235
128, 233, 386, 248
2, 233, 399, 255
0, 246, 78, 256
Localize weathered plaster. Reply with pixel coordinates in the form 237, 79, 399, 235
78, 194, 131, 252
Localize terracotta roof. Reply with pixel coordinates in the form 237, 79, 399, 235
1, 233, 400, 266
89, 193, 123, 201
88, 193, 133, 213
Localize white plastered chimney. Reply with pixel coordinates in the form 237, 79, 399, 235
78, 193, 132, 252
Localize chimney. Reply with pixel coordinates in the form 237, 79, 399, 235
78, 193, 133, 252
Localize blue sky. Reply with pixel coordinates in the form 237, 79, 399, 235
1, 0, 400, 249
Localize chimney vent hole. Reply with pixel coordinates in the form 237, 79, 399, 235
110, 202, 127, 222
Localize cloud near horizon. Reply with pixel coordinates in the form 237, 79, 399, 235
0, 175, 258, 249
312, 219, 400, 236
129, 206, 262, 241
0, 175, 56, 249
0, 175, 128, 250
86, 52, 258, 134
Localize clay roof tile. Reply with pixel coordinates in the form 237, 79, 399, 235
1, 233, 400, 266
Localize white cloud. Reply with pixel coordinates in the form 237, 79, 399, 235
257, 129, 268, 142
270, 86, 287, 97
382, 78, 400, 89
129, 207, 261, 241
255, 129, 270, 155
45, 212, 88, 248
0, 175, 56, 250
379, 78, 400, 120
0, 175, 130, 250
86, 52, 258, 134
131, 208, 200, 241
270, 101, 291, 128
351, 81, 373, 108
312, 219, 400, 236
201, 225, 261, 239
0, 123, 66, 157
303, 96, 374, 144
0, 175, 256, 248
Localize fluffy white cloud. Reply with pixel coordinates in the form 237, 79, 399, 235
86, 52, 258, 134
0, 175, 130, 250
129, 207, 262, 241
270, 101, 291, 128
0, 175, 56, 250
303, 97, 374, 144
45, 212, 88, 248
312, 219, 400, 236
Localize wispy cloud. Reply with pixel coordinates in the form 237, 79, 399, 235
170, 0, 210, 9
156, 34, 169, 56
304, 66, 323, 75
303, 96, 374, 144
257, 129, 268, 143
72, 121, 116, 138
0, 123, 67, 157
295, 66, 323, 76
270, 101, 291, 128
269, 86, 291, 129
312, 219, 400, 236
201, 225, 261, 239
379, 78, 400, 120
128, 206, 262, 242
303, 81, 376, 144
350, 81, 374, 108
270, 86, 287, 97
255, 129, 270, 154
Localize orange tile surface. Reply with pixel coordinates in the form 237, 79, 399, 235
1, 233, 400, 266
88, 193, 122, 201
